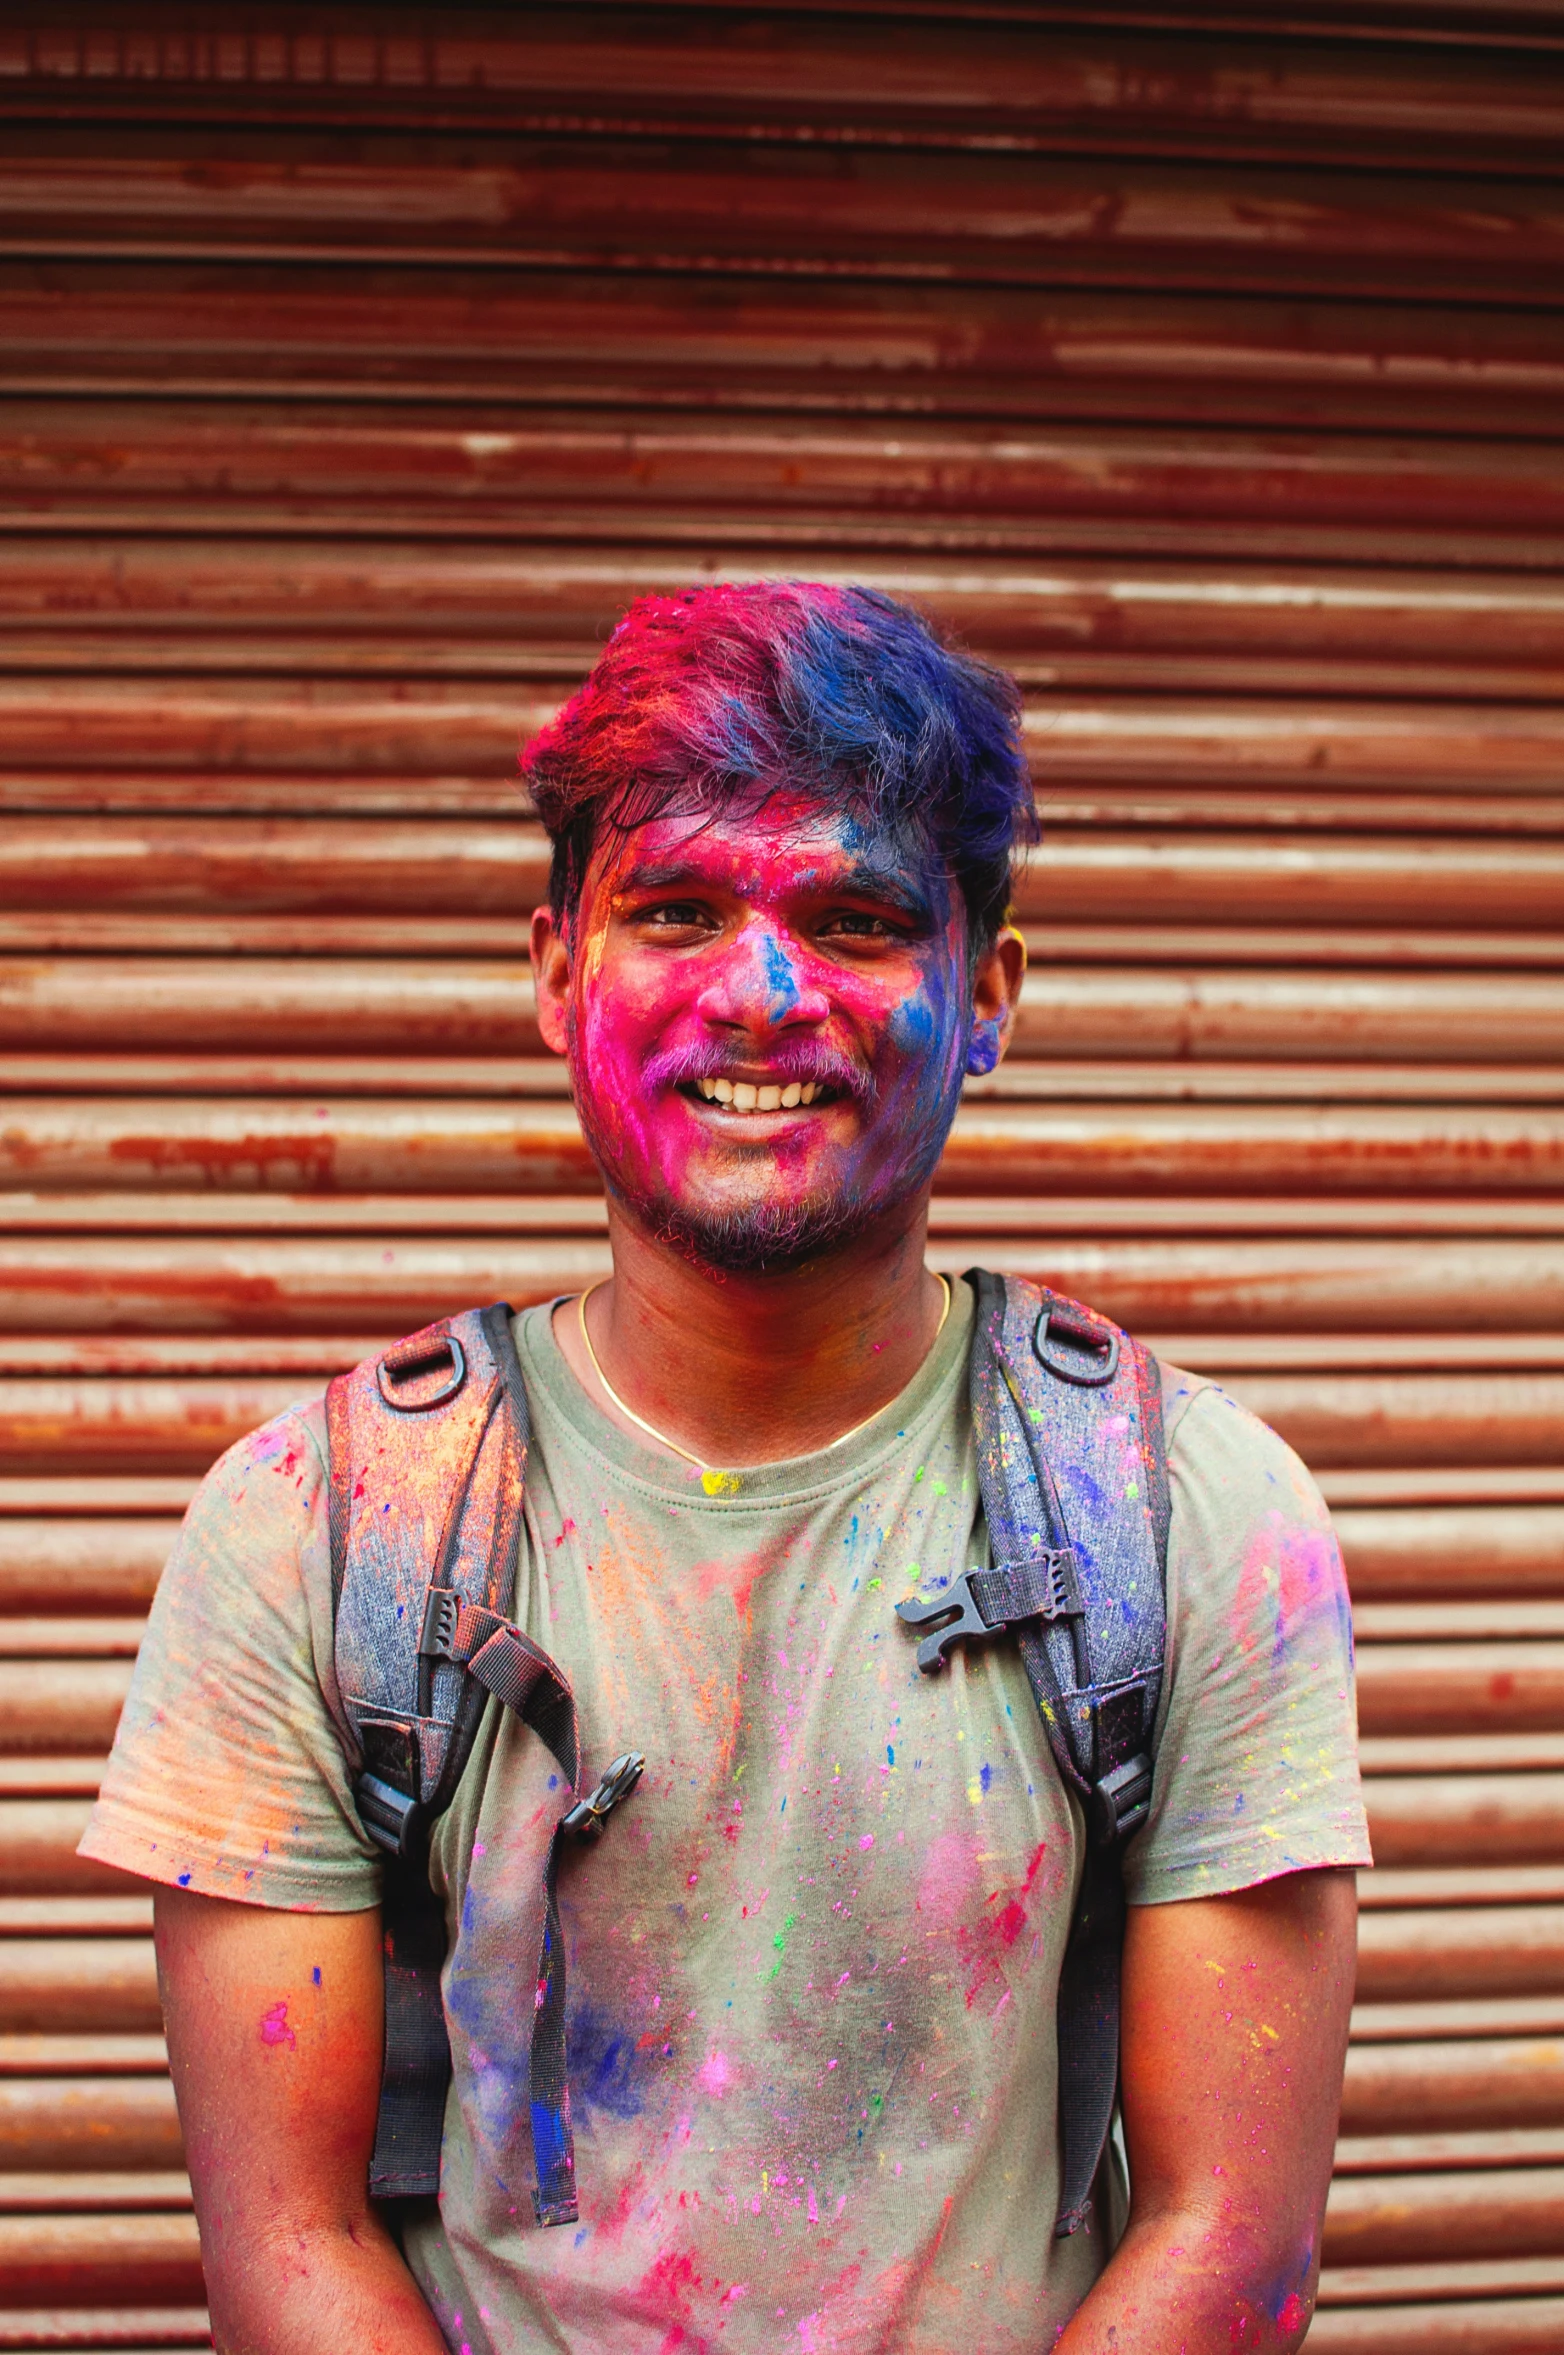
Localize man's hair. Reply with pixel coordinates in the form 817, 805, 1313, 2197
523, 580, 1036, 946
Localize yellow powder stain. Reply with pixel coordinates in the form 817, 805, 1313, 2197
702, 1470, 743, 1497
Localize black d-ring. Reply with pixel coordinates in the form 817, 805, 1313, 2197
1034, 1306, 1119, 1388
376, 1332, 467, 1413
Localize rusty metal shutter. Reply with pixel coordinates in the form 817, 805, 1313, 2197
2, 6, 1562, 2347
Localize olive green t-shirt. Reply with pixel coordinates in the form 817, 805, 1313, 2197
84, 1280, 1368, 2354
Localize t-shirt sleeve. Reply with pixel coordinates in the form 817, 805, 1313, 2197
1123, 1374, 1372, 1907
79, 1400, 380, 1911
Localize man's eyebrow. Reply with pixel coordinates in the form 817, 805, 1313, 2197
612, 853, 938, 922
828, 862, 938, 922
611, 859, 711, 898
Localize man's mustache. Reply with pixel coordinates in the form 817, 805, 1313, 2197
638, 1041, 876, 1109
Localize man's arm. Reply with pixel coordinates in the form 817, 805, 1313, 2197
155, 1886, 450, 2355
1057, 1866, 1356, 2354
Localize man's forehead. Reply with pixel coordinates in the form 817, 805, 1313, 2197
592, 800, 948, 905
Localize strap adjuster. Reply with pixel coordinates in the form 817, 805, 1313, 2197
561, 1751, 646, 1842
1085, 1753, 1153, 1847
897, 1550, 1080, 1674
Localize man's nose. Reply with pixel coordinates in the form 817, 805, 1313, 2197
694, 923, 830, 1035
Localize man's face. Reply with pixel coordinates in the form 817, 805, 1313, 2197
533, 798, 1010, 1269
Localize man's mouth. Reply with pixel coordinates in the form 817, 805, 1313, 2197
682, 1076, 837, 1115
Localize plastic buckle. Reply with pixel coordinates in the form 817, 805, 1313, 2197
377, 1331, 466, 1413
1085, 1753, 1153, 1847
355, 1770, 425, 1860
896, 1570, 993, 1673
418, 1585, 461, 1661
1034, 1306, 1119, 1388
561, 1751, 646, 1843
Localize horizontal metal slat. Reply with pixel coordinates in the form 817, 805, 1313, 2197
0, 1900, 152, 1937
1355, 1604, 1564, 1638
0, 2039, 165, 2078
0, 1944, 158, 2036
12, 546, 1564, 690
9, 1095, 1564, 1195
0, 1229, 1556, 1333
1342, 2039, 1564, 2134
1361, 1738, 1564, 1775
1356, 1645, 1564, 1737
1356, 1907, 1564, 2000
1365, 1778, 1564, 1867
7, 1189, 1559, 1237
0, 814, 547, 912
1338, 1506, 1564, 1599
1316, 2259, 1564, 2310
0, 2308, 209, 2351
1352, 2001, 1564, 2042
7, 403, 1564, 551
0, 1764, 107, 1800
0, 961, 538, 1054
0, 2208, 200, 2304
0, 1668, 134, 1757
14, 960, 1564, 1081
0, 1801, 120, 1893
12, 264, 1564, 437
1325, 2167, 1564, 2265
1335, 2130, 1564, 2176
11, 146, 1564, 306
0, 1624, 143, 1660
4, 15, 1560, 164
0, 2077, 180, 2170
0, 2173, 189, 2211
0, 1520, 179, 1616
1215, 1372, 1564, 1468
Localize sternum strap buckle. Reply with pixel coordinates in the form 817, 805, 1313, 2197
896, 1548, 1081, 1674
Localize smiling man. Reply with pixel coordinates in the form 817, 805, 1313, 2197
83, 583, 1368, 2355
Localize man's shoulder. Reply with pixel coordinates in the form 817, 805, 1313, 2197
171, 1391, 332, 1603
197, 1391, 329, 1513
1158, 1364, 1327, 1525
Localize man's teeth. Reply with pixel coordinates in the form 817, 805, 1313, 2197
696, 1076, 819, 1111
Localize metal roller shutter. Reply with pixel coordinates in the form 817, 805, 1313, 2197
1, 6, 1561, 2347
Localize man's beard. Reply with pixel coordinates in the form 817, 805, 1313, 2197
575, 1047, 955, 1274
644, 1182, 889, 1274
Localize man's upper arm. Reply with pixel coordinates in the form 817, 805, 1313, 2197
1117, 1869, 1358, 2313
155, 1887, 385, 2248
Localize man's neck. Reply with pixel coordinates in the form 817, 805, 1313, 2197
552, 1198, 949, 1467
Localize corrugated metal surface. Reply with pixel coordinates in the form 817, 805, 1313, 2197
2, 6, 1562, 2346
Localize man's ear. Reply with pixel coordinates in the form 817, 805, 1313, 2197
966, 925, 1026, 1077
530, 905, 572, 1057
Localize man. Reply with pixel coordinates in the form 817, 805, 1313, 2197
84, 582, 1368, 2354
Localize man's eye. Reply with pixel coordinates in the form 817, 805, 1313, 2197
641, 901, 713, 929
820, 910, 897, 940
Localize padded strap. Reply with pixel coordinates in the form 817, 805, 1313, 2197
329, 1304, 641, 2227
899, 1270, 1168, 2238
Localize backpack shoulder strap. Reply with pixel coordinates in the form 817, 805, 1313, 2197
897, 1268, 1170, 2237
326, 1301, 642, 2224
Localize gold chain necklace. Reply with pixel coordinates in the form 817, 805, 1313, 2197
575, 1274, 952, 1474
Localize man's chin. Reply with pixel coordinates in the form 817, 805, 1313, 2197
634, 1188, 893, 1276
